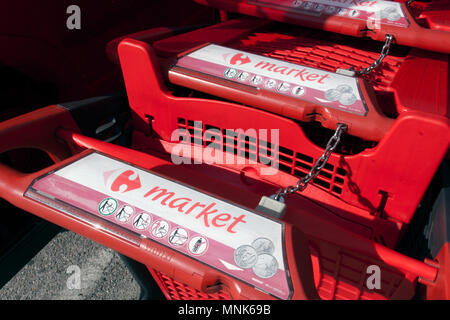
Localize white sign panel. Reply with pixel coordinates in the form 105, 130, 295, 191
27, 152, 292, 299
176, 44, 368, 115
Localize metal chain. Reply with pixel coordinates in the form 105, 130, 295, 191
274, 123, 348, 201
358, 34, 394, 75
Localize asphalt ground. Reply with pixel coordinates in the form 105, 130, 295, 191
0, 230, 141, 300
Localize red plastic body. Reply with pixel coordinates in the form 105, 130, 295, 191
0, 105, 441, 300
118, 33, 450, 249
192, 0, 450, 54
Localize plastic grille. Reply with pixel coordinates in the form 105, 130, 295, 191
231, 28, 406, 93
311, 250, 406, 300
177, 118, 347, 196
152, 270, 231, 300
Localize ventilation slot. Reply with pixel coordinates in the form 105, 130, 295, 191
177, 118, 348, 196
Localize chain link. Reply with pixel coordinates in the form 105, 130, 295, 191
272, 35, 392, 200
358, 34, 394, 75
274, 123, 348, 201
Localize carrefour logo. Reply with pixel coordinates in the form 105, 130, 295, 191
229, 53, 251, 66
104, 169, 141, 194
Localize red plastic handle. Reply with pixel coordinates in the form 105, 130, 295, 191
0, 105, 80, 162
106, 27, 175, 65
0, 104, 83, 212
0, 107, 319, 300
